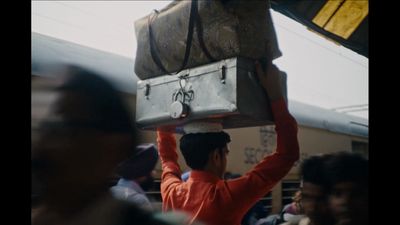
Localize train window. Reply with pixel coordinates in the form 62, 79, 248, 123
352, 141, 368, 159
259, 192, 273, 213
145, 179, 163, 211
281, 180, 301, 207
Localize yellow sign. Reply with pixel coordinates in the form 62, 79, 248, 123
312, 0, 368, 39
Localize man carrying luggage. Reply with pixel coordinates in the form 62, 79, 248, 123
157, 62, 300, 225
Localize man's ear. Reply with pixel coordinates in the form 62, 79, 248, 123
208, 149, 220, 165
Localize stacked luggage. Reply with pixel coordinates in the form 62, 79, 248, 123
134, 0, 287, 132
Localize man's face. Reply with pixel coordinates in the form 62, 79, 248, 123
32, 119, 109, 194
32, 91, 125, 195
329, 182, 368, 225
213, 145, 229, 178
220, 145, 229, 176
301, 182, 332, 224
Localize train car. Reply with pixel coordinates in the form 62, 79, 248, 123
32, 32, 368, 213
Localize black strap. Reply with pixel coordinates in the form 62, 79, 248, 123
194, 8, 216, 62
148, 0, 198, 75
148, 11, 169, 74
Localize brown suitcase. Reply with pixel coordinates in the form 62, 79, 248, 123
134, 0, 281, 79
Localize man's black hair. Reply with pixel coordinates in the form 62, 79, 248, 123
323, 152, 368, 187
179, 131, 231, 170
55, 65, 135, 134
300, 154, 331, 185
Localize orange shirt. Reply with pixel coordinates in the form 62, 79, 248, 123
157, 98, 299, 225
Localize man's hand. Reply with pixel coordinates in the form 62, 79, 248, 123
255, 61, 283, 101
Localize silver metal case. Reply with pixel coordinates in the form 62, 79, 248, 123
136, 57, 287, 132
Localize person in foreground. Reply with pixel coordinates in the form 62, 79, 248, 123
31, 65, 181, 225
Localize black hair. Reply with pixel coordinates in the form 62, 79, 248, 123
55, 65, 135, 134
179, 131, 231, 170
33, 65, 138, 165
300, 154, 331, 186
323, 152, 368, 187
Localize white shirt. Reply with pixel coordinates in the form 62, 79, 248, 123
110, 178, 153, 211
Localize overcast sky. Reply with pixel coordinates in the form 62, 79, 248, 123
32, 1, 368, 119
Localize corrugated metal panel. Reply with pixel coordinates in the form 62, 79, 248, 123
31, 32, 138, 94
289, 100, 368, 138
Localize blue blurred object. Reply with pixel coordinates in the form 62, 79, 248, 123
181, 171, 191, 181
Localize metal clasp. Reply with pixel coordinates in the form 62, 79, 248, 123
144, 83, 151, 99
219, 63, 227, 84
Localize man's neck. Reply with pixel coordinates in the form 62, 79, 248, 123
202, 166, 223, 179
